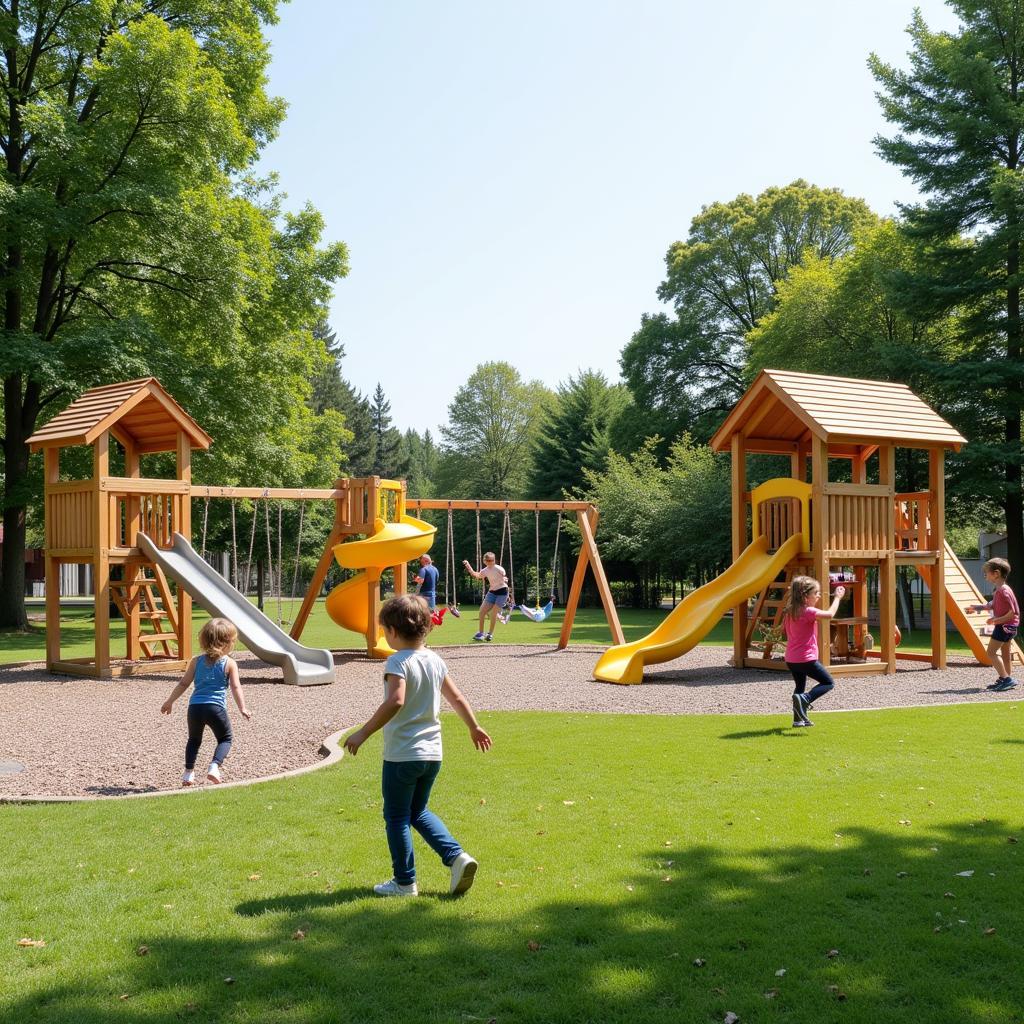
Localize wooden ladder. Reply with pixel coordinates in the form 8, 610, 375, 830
746, 564, 799, 658
110, 564, 180, 659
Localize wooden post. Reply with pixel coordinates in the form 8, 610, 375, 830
94, 432, 110, 674
44, 448, 61, 670
176, 433, 192, 662
879, 445, 897, 673
124, 437, 141, 661
731, 434, 747, 668
811, 435, 829, 667
929, 448, 946, 669
365, 478, 381, 656
394, 479, 408, 597
558, 507, 625, 648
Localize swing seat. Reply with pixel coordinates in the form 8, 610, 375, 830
518, 600, 554, 622
448, 605, 461, 618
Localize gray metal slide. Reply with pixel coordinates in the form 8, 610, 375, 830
138, 532, 335, 686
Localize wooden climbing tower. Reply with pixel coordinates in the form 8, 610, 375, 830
709, 369, 1002, 676
27, 379, 212, 677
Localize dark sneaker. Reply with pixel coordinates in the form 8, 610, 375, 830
993, 678, 1018, 692
484, 632, 493, 642
473, 631, 485, 641
987, 678, 1007, 690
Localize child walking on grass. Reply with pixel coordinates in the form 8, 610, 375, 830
344, 594, 492, 897
966, 557, 1020, 692
783, 576, 846, 727
160, 618, 251, 787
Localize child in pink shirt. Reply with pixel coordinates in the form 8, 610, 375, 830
966, 557, 1020, 692
782, 575, 846, 727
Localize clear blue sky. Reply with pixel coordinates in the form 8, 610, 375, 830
257, 0, 960, 435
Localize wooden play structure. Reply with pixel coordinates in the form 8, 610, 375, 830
594, 368, 1020, 684
30, 378, 622, 679
28, 379, 211, 677
710, 368, 1020, 675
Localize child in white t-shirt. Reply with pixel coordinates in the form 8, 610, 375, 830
462, 551, 509, 641
344, 594, 492, 897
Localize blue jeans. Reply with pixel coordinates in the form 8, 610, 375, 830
382, 760, 462, 884
786, 660, 835, 706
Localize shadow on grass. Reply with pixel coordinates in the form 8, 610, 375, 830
7, 819, 1022, 1023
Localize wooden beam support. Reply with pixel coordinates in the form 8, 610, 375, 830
93, 432, 110, 674
810, 435, 830, 667
929, 448, 946, 669
176, 432, 192, 662
879, 445, 897, 673
731, 434, 747, 668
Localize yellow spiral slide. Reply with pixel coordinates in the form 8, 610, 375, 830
325, 514, 436, 657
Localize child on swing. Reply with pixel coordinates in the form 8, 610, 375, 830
966, 557, 1020, 692
783, 576, 846, 727
462, 551, 509, 641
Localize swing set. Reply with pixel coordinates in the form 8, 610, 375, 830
407, 499, 622, 648
29, 378, 623, 679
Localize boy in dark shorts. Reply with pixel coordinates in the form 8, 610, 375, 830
967, 557, 1020, 692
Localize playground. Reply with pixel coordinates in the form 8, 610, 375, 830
5, 4, 1024, 1021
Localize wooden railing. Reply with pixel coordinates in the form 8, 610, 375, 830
894, 491, 933, 551
45, 481, 93, 550
757, 497, 801, 552
102, 478, 189, 550
823, 485, 890, 551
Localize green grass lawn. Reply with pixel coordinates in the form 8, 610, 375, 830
1, 600, 975, 666
3, 705, 1022, 1023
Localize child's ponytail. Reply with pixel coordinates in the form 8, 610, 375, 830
784, 575, 820, 620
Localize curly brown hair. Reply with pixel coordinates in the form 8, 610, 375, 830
379, 594, 432, 642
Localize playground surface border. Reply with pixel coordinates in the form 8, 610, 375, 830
0, 644, 1018, 801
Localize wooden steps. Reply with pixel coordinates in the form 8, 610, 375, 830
110, 565, 179, 659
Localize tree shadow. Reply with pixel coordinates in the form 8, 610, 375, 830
7, 819, 1022, 1023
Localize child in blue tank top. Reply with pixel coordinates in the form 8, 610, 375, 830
161, 618, 251, 786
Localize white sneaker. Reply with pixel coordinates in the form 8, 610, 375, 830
449, 852, 478, 895
373, 878, 418, 897
181, 770, 195, 787
206, 762, 222, 784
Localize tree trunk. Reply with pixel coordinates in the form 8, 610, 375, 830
0, 375, 32, 629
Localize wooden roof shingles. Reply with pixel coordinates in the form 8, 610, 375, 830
710, 369, 966, 452
27, 378, 212, 452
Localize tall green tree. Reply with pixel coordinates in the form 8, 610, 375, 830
530, 370, 630, 499
369, 383, 406, 479
871, 2, 1024, 596
0, 3, 347, 627
438, 362, 552, 499
308, 321, 375, 476
619, 181, 876, 447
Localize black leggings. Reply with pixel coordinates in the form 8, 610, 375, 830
786, 660, 835, 706
185, 704, 233, 769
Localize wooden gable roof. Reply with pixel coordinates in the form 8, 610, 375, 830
709, 369, 967, 454
27, 378, 212, 454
